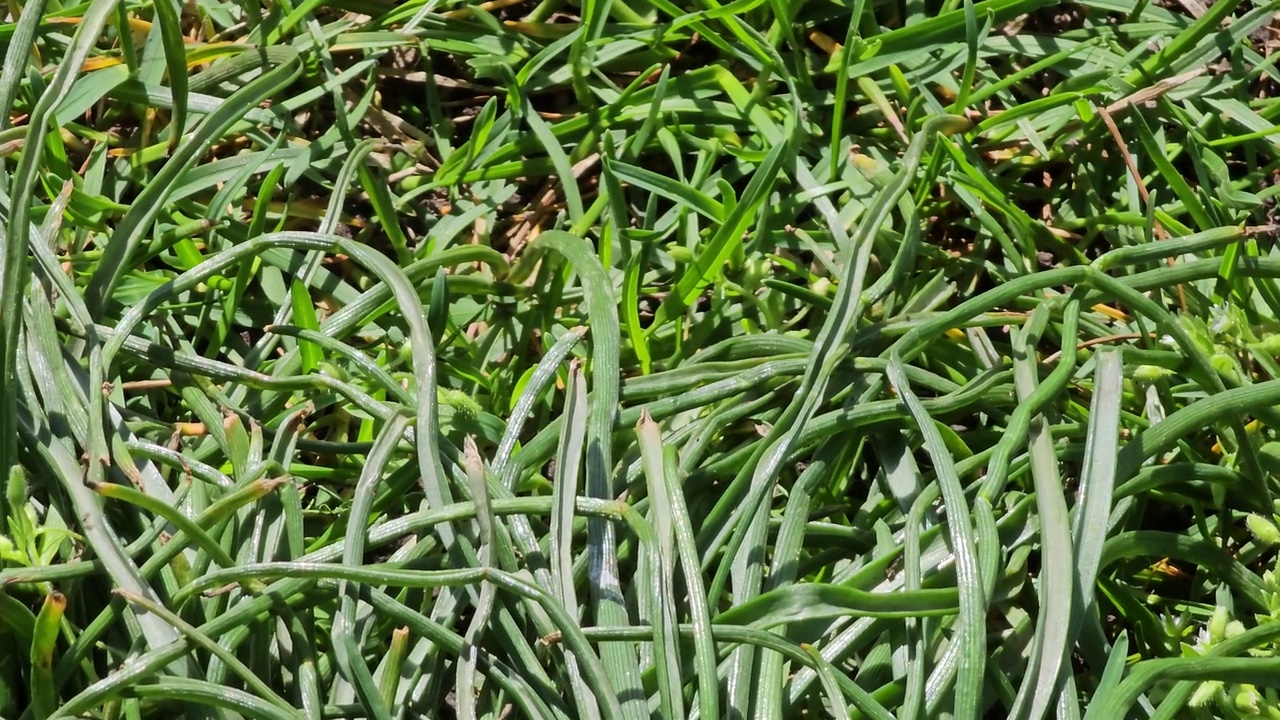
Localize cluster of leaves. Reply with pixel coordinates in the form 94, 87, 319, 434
5, 0, 1280, 718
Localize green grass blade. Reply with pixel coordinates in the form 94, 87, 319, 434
1007, 301, 1079, 720
550, 361, 601, 719
457, 437, 497, 720
531, 230, 642, 718
636, 411, 685, 720
151, 0, 187, 150
333, 414, 409, 720
28, 590, 64, 720
888, 354, 986, 720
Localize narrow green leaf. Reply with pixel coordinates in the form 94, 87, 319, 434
289, 280, 322, 375
887, 354, 986, 720
151, 0, 188, 150
29, 590, 65, 720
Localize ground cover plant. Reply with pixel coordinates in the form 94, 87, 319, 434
5, 0, 1280, 717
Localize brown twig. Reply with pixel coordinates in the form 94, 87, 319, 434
120, 379, 173, 392
1042, 332, 1157, 364
1096, 104, 1188, 311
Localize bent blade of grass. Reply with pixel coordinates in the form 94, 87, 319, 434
1126, 0, 1245, 84
1089, 645, 1280, 720
522, 94, 584, 225
714, 583, 960, 628
887, 353, 986, 720
91, 482, 238, 572
1068, 349, 1122, 649
320, 244, 509, 340
607, 159, 726, 223
660, 443, 720, 720
224, 139, 350, 371
333, 414, 410, 720
550, 361, 600, 720
176, 561, 626, 719
802, 644, 851, 718
322, 139, 380, 235
900, 485, 940, 720
458, 437, 496, 720
636, 411, 685, 720
839, 0, 1058, 77
333, 237, 470, 569
113, 590, 297, 715
756, 445, 847, 717
1115, 378, 1280, 485
531, 230, 642, 719
1008, 302, 1078, 720
265, 325, 413, 406
122, 679, 304, 720
152, 0, 187, 149
1100, 531, 1268, 612
495, 327, 587, 485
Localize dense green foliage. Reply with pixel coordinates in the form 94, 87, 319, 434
4, 0, 1280, 717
